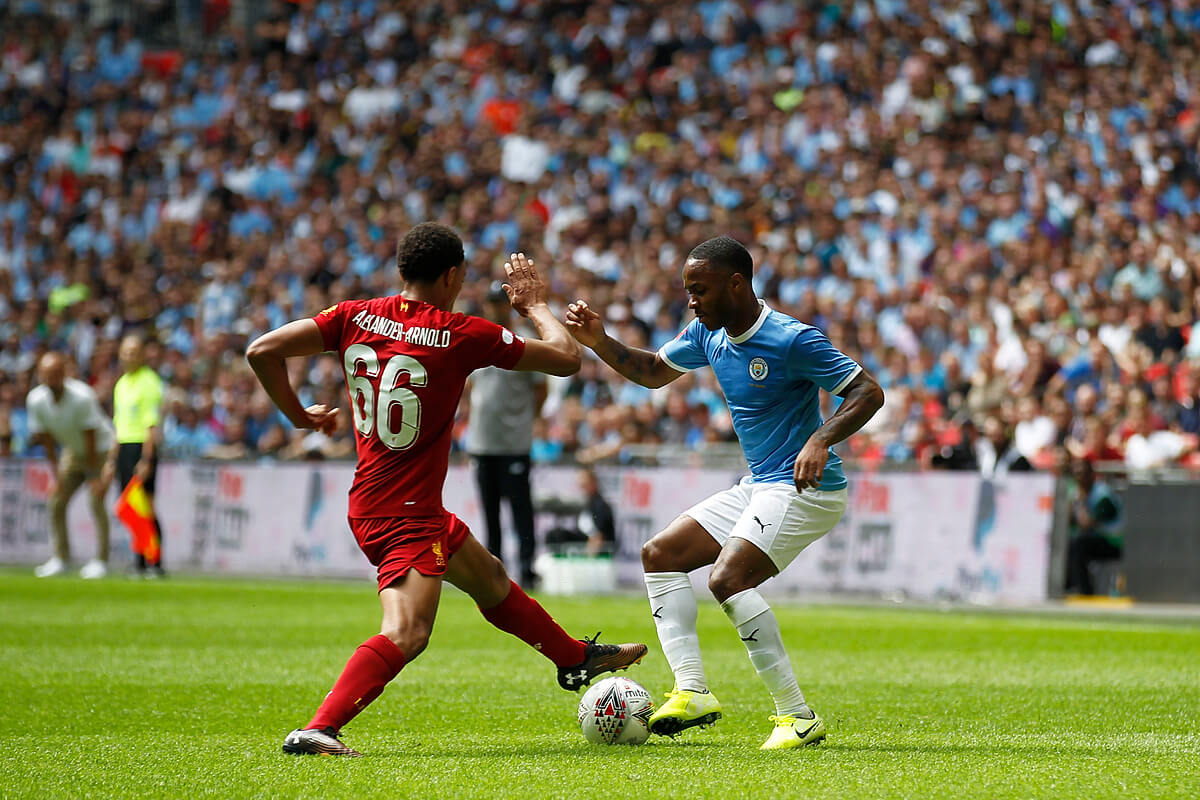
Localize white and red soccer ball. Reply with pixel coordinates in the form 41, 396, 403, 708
577, 676, 654, 745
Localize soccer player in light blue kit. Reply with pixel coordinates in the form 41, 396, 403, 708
566, 236, 884, 750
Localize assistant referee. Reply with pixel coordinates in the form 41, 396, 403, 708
113, 334, 166, 577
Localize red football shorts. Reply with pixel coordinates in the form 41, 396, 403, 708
350, 511, 472, 591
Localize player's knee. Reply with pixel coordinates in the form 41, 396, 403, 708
482, 553, 511, 602
707, 565, 748, 603
641, 537, 668, 572
380, 621, 432, 658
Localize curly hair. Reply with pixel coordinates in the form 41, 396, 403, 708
395, 222, 465, 283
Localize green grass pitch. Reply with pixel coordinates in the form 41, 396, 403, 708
1, 570, 1198, 799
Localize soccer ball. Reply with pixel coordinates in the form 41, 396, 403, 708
577, 676, 654, 745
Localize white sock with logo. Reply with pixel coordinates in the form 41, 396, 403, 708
644, 572, 708, 693
720, 588, 809, 717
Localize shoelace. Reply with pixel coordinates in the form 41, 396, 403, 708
582, 631, 620, 653
768, 714, 797, 726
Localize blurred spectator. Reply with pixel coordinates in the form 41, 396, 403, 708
205, 414, 251, 461
1124, 415, 1197, 470
1013, 397, 1056, 465
463, 283, 546, 588
543, 468, 616, 556
930, 418, 979, 471
1177, 372, 1200, 435
26, 353, 115, 579
0, 0, 1198, 474
1065, 459, 1124, 597
976, 416, 1034, 479
1066, 417, 1124, 465
0, 412, 12, 457
577, 468, 616, 556
964, 355, 1008, 421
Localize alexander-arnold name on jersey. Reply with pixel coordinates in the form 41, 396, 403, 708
351, 309, 451, 348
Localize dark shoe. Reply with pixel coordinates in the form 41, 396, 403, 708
557, 633, 647, 691
282, 727, 362, 757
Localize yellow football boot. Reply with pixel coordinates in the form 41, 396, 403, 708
647, 687, 723, 737
760, 711, 826, 750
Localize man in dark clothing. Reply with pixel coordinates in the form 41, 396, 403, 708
464, 283, 547, 587
1065, 459, 1124, 596
931, 419, 980, 470
578, 469, 616, 555
976, 415, 1035, 477
543, 469, 617, 555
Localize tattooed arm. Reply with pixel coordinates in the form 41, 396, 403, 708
565, 300, 685, 389
793, 370, 885, 491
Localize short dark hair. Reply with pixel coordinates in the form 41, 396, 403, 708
687, 235, 753, 278
395, 222, 465, 283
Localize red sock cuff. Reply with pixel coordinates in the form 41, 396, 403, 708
361, 634, 407, 674
481, 579, 519, 612
480, 579, 531, 625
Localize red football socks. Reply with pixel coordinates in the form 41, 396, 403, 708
307, 634, 407, 732
479, 580, 586, 667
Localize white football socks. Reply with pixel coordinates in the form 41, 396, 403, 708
720, 588, 809, 717
644, 571, 708, 693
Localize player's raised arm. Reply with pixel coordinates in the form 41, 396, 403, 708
565, 300, 684, 389
503, 252, 582, 377
245, 319, 340, 434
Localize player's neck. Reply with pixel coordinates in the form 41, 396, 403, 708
400, 286, 452, 312
724, 297, 763, 338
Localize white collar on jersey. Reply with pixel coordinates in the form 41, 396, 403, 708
727, 300, 771, 344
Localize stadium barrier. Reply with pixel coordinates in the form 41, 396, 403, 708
1116, 478, 1200, 603
0, 458, 1057, 604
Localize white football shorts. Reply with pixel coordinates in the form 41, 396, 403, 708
683, 478, 848, 571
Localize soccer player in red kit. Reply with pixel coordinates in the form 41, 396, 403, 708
246, 223, 646, 756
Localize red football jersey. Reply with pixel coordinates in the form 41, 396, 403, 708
313, 296, 526, 517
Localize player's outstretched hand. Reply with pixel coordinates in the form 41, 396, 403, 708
565, 300, 606, 347
503, 252, 548, 316
793, 440, 829, 493
300, 404, 340, 435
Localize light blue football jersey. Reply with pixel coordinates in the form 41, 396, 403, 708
658, 301, 861, 490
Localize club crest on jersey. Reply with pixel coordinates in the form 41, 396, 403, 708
749, 357, 769, 381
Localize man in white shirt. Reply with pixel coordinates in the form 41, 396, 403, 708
1013, 396, 1057, 463
976, 415, 1035, 478
26, 353, 116, 578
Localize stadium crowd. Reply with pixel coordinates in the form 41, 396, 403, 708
2, 0, 1200, 473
